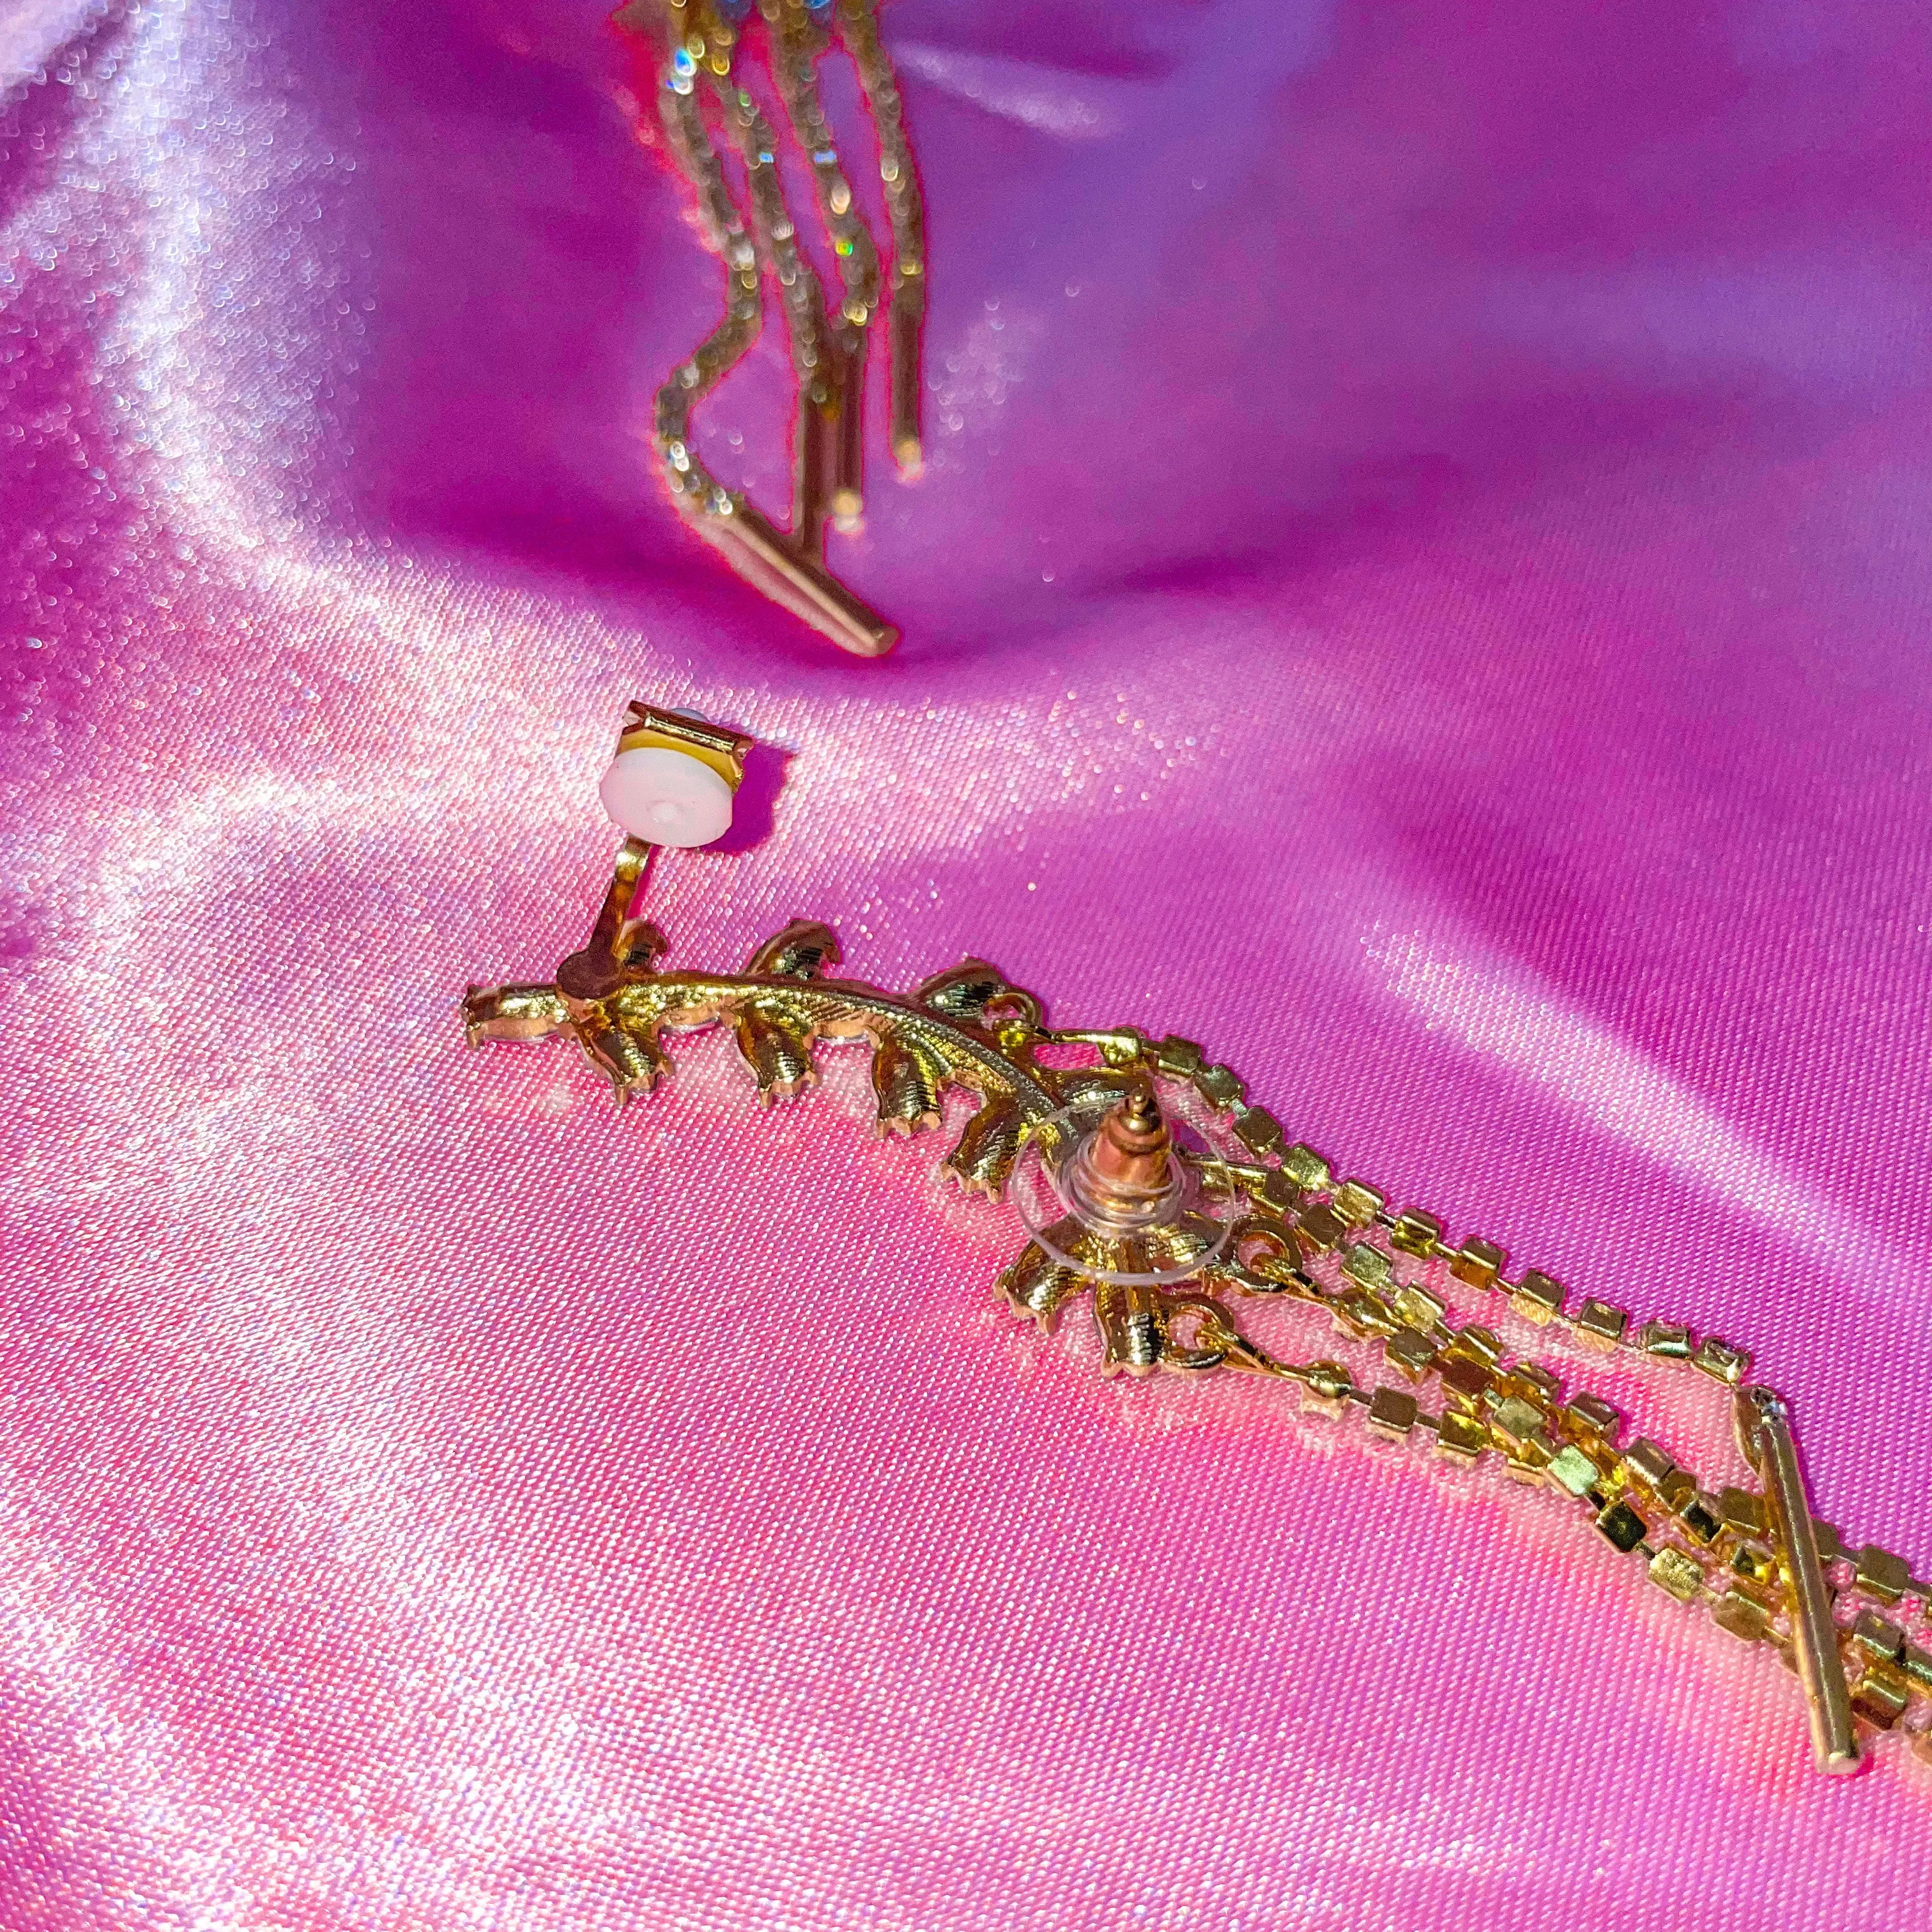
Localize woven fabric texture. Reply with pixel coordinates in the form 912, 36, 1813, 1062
3, 1, 1931, 1926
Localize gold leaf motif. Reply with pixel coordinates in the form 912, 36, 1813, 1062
732, 1002, 817, 1102
1096, 1280, 1163, 1377
463, 984, 569, 1046
744, 921, 843, 982
914, 960, 1043, 1031
870, 1032, 947, 1136
996, 1243, 1087, 1330
944, 1097, 1024, 1198
581, 1020, 668, 1101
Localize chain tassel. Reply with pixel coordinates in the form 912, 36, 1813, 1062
613, 0, 923, 655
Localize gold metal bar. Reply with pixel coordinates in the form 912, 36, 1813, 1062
832, 334, 866, 529
556, 838, 660, 1002
592, 838, 652, 953
1735, 1387, 1859, 1775
795, 386, 833, 563
709, 496, 898, 656
617, 702, 753, 788
888, 290, 923, 475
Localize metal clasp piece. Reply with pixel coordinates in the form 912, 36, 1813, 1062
1733, 1386, 1860, 1775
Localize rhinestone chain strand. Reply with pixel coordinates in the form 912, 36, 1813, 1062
1045, 1022, 1932, 1759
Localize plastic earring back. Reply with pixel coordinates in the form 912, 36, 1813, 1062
598, 703, 753, 848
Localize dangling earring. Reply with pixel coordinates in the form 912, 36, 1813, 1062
465, 703, 1932, 1788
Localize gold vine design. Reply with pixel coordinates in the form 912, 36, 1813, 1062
462, 842, 1292, 1381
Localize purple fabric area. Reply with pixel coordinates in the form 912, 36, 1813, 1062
4, 1, 1932, 1925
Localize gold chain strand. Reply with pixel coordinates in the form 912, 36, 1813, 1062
647, 18, 761, 514
833, 0, 924, 475
760, 0, 882, 336
700, 52, 838, 557
614, 0, 905, 654
1045, 1021, 1932, 1759
760, 0, 880, 531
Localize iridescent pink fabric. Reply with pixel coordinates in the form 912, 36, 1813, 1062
4, 1, 1931, 1924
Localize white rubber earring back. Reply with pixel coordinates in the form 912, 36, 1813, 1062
599, 744, 735, 848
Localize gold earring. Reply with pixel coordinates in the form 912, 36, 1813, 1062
465, 704, 1932, 1782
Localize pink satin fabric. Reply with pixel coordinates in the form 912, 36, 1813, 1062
4, 1, 1932, 1925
